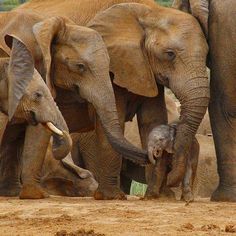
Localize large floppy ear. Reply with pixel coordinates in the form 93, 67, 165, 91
88, 3, 158, 97
172, 0, 209, 38
32, 17, 67, 97
6, 35, 34, 121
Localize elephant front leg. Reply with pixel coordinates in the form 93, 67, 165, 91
19, 125, 51, 199
0, 129, 23, 196
94, 118, 126, 200
137, 89, 174, 199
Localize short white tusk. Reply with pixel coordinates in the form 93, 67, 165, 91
46, 122, 63, 136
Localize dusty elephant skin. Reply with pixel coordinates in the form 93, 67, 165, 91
0, 2, 153, 201
147, 124, 199, 202
72, 99, 218, 199
41, 143, 98, 197
173, 0, 236, 202
15, 0, 210, 199
0, 37, 72, 198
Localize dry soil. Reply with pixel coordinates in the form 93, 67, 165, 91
0, 196, 235, 236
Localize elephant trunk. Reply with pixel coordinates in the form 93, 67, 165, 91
168, 72, 209, 186
47, 102, 72, 160
78, 78, 149, 165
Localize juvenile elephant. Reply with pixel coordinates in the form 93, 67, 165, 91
173, 0, 236, 202
41, 143, 98, 197
17, 0, 210, 199
0, 8, 148, 199
0, 36, 74, 198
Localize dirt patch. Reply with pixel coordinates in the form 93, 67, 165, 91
0, 196, 235, 236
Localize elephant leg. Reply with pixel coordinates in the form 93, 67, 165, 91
181, 138, 199, 203
0, 125, 24, 196
209, 2, 236, 202
94, 88, 126, 200
19, 125, 51, 199
137, 87, 173, 198
145, 156, 168, 199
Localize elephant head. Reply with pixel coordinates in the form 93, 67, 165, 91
0, 10, 148, 165
88, 3, 210, 186
0, 35, 72, 159
41, 144, 98, 197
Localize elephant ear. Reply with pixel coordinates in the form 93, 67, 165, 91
32, 17, 69, 97
6, 35, 34, 121
172, 0, 209, 38
88, 3, 158, 97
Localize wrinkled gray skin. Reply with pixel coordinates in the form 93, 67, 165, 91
0, 37, 73, 198
147, 124, 199, 202
173, 0, 236, 203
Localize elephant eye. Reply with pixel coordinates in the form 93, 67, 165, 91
33, 91, 43, 101
165, 50, 176, 61
76, 63, 86, 74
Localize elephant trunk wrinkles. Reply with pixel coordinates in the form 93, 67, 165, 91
50, 101, 72, 160
80, 78, 149, 165
168, 73, 209, 186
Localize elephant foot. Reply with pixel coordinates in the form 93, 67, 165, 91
159, 187, 176, 199
181, 191, 194, 203
144, 186, 175, 200
211, 185, 236, 202
19, 184, 49, 199
144, 187, 160, 199
0, 182, 21, 197
94, 186, 127, 200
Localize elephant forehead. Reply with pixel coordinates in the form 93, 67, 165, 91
151, 126, 171, 140
26, 69, 51, 95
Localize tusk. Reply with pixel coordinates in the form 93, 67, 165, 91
46, 122, 63, 136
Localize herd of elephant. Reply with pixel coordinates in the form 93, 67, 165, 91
0, 0, 235, 202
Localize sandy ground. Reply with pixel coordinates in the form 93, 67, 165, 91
0, 196, 235, 236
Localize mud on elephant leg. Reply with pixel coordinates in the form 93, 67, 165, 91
0, 124, 24, 196
137, 90, 174, 199
20, 125, 51, 199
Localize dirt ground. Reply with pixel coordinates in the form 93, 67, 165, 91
0, 196, 235, 236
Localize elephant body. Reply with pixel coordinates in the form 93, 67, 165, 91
72, 95, 217, 198
0, 1, 150, 200
13, 0, 210, 199
173, 0, 236, 202
0, 38, 73, 198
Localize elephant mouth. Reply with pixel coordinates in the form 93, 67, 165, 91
44, 122, 64, 136
28, 111, 64, 137
28, 111, 39, 126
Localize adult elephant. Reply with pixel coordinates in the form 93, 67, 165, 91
0, 8, 148, 200
18, 0, 210, 199
0, 36, 73, 198
172, 0, 236, 202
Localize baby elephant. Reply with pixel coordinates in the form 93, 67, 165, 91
147, 124, 199, 202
